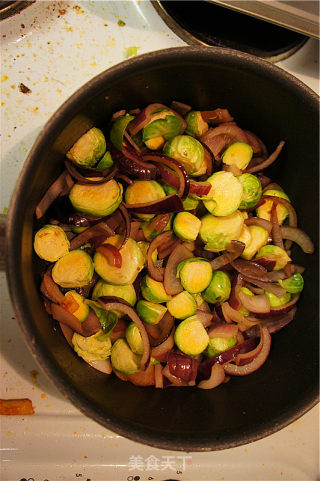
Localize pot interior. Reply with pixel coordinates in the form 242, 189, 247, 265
7, 47, 319, 451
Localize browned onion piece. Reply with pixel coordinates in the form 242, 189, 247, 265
147, 311, 175, 348
224, 327, 271, 375
117, 203, 131, 249
127, 362, 155, 386
143, 152, 190, 198
59, 322, 74, 347
162, 364, 188, 387
151, 328, 175, 362
223, 164, 242, 176
164, 243, 194, 295
41, 272, 65, 304
170, 100, 192, 116
98, 300, 150, 370
167, 351, 198, 382
228, 273, 244, 310
210, 240, 245, 271
238, 290, 270, 314
123, 130, 141, 153
96, 244, 122, 268
128, 103, 168, 135
235, 326, 264, 365
208, 323, 238, 339
255, 294, 299, 319
270, 201, 284, 248
157, 237, 181, 260
147, 230, 173, 282
244, 217, 272, 234
245, 306, 297, 337
244, 131, 263, 155
242, 276, 286, 298
70, 220, 114, 250
113, 369, 129, 382
231, 259, 286, 284
154, 363, 164, 388
246, 140, 285, 173
280, 226, 314, 254
221, 302, 259, 331
109, 317, 128, 343
202, 122, 248, 143
65, 160, 118, 184
201, 109, 234, 125
88, 359, 112, 374
115, 173, 133, 185
262, 182, 284, 193
197, 363, 225, 389
200, 132, 233, 159
36, 171, 74, 219
124, 193, 183, 214
196, 309, 213, 328
129, 221, 141, 240
51, 304, 100, 337
112, 145, 158, 180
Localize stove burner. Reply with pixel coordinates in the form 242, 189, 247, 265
152, 0, 308, 62
0, 1, 35, 21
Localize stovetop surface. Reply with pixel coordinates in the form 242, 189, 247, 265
1, 2, 319, 481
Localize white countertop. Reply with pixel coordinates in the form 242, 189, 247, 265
1, 2, 319, 480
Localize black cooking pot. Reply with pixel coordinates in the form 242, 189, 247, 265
4, 47, 319, 451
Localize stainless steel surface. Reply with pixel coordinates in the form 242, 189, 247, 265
208, 0, 320, 39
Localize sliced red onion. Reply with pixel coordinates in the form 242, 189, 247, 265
255, 294, 299, 319
147, 311, 175, 348
124, 193, 183, 215
64, 160, 118, 184
88, 359, 112, 374
231, 259, 286, 285
254, 173, 271, 189
197, 363, 225, 389
162, 364, 188, 387
96, 243, 122, 268
154, 363, 164, 388
210, 240, 245, 271
200, 109, 234, 125
244, 217, 272, 234
170, 100, 192, 116
98, 300, 150, 370
223, 164, 242, 176
221, 302, 256, 329
117, 203, 131, 249
127, 362, 155, 386
224, 327, 271, 375
143, 152, 190, 199
112, 109, 126, 120
35, 171, 74, 219
146, 230, 173, 282
195, 309, 213, 328
246, 141, 285, 173
200, 132, 233, 159
228, 273, 244, 310
115, 173, 134, 185
51, 304, 100, 337
128, 103, 169, 135
70, 220, 114, 250
59, 322, 74, 347
164, 243, 194, 296
270, 201, 284, 248
151, 328, 175, 362
242, 276, 287, 297
123, 130, 141, 153
245, 306, 297, 337
280, 226, 314, 254
244, 131, 263, 155
238, 290, 270, 314
167, 351, 198, 382
41, 272, 65, 304
109, 317, 128, 343
157, 237, 181, 260
208, 323, 238, 339
112, 145, 158, 180
254, 257, 276, 271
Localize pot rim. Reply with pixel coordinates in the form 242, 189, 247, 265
5, 46, 319, 451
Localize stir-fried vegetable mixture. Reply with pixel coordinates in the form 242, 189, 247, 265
34, 101, 314, 389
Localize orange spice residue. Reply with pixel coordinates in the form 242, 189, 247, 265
41, 393, 46, 399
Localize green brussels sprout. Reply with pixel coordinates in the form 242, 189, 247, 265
166, 290, 197, 320
237, 173, 262, 209
161, 183, 199, 210
174, 315, 209, 356
52, 249, 94, 288
62, 290, 89, 322
241, 225, 269, 260
202, 270, 231, 304
96, 151, 114, 170
109, 114, 134, 151
256, 189, 290, 225
141, 275, 172, 303
94, 235, 144, 285
205, 335, 237, 358
173, 211, 201, 241
85, 300, 118, 336
67, 127, 106, 167
278, 273, 304, 294
111, 338, 141, 374
185, 110, 209, 138
69, 179, 123, 217
203, 171, 243, 216
92, 280, 137, 318
221, 141, 253, 170
126, 322, 144, 355
136, 300, 167, 325
142, 110, 182, 150
72, 330, 112, 362
238, 286, 254, 316
163, 135, 204, 175
125, 180, 166, 220
177, 258, 212, 294
199, 211, 244, 252
34, 225, 70, 262
141, 214, 172, 241
255, 244, 291, 271
265, 290, 291, 307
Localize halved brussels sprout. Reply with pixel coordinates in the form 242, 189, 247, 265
241, 225, 269, 260
185, 110, 209, 138
177, 258, 212, 294
94, 235, 144, 285
221, 141, 253, 170
163, 135, 204, 175
238, 287, 255, 316
256, 189, 290, 225
96, 151, 114, 170
62, 290, 89, 322
85, 300, 118, 336
136, 300, 167, 324
237, 224, 252, 249
142, 109, 182, 150
162, 183, 199, 210
203, 270, 231, 304
111, 338, 141, 374
125, 180, 166, 220
255, 244, 291, 271
52, 249, 94, 288
92, 280, 136, 318
72, 330, 112, 362
237, 173, 262, 209
200, 211, 244, 252
265, 290, 291, 308
278, 273, 304, 294
142, 214, 172, 241
34, 225, 70, 262
174, 315, 209, 356
69, 179, 123, 217
141, 275, 172, 303
110, 114, 134, 151
173, 212, 201, 242
205, 335, 237, 358
67, 127, 106, 167
203, 171, 243, 216
126, 322, 144, 355
167, 290, 197, 319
